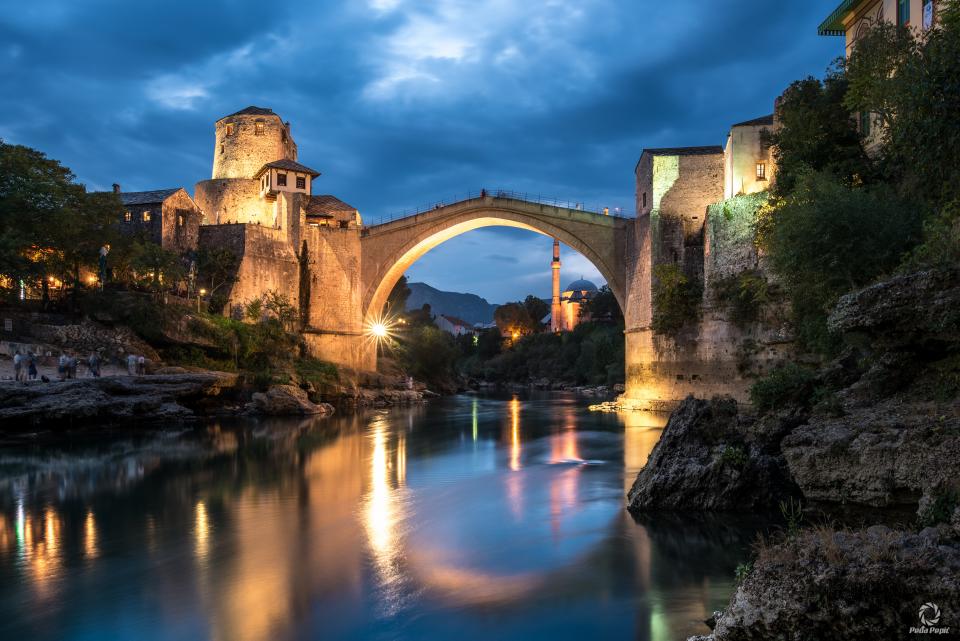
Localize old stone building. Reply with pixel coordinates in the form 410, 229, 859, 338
115, 186, 202, 254
724, 115, 776, 200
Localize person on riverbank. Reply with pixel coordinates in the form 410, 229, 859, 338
13, 351, 23, 382
137, 355, 146, 376
58, 353, 68, 381
88, 353, 101, 378
127, 353, 137, 376
67, 355, 78, 379
27, 353, 37, 381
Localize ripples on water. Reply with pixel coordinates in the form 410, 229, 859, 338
0, 393, 769, 641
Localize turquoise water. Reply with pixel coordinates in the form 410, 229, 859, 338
0, 394, 766, 640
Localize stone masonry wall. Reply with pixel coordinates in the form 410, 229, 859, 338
301, 226, 371, 370
194, 178, 273, 226
211, 113, 297, 180
624, 149, 789, 409
198, 224, 299, 316
160, 189, 201, 254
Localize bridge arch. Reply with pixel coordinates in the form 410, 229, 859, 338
360, 196, 631, 326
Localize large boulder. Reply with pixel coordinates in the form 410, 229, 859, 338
693, 526, 960, 640
250, 384, 334, 416
782, 398, 960, 507
627, 396, 800, 512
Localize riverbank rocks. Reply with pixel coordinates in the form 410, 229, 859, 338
250, 384, 334, 416
0, 372, 238, 428
691, 526, 960, 640
627, 396, 800, 512
782, 398, 960, 508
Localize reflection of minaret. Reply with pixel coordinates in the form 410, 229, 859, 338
551, 239, 562, 332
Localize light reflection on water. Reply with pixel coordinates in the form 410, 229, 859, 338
0, 393, 768, 641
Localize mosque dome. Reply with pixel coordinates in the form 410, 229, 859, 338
564, 279, 598, 293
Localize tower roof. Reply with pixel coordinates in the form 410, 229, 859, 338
116, 188, 183, 205
254, 159, 321, 178
731, 114, 774, 128
219, 106, 282, 121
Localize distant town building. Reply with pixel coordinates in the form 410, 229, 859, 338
306, 194, 363, 229
436, 314, 475, 336
724, 115, 776, 200
115, 186, 202, 254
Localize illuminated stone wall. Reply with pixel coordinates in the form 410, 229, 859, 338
623, 148, 791, 409
194, 178, 274, 226
159, 188, 202, 254
211, 112, 297, 180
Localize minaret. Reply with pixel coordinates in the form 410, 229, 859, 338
551, 239, 562, 332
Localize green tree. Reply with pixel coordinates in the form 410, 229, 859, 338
587, 285, 623, 323
757, 170, 923, 352
494, 302, 535, 338
522, 294, 549, 328
196, 246, 238, 297
131, 241, 185, 293
399, 325, 460, 387
766, 70, 874, 197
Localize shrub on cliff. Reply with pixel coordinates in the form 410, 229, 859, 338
712, 269, 769, 327
652, 264, 702, 335
749, 363, 816, 414
757, 171, 923, 353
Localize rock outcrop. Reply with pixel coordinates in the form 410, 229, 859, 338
782, 398, 960, 507
250, 384, 334, 416
627, 397, 800, 512
0, 372, 238, 428
692, 526, 960, 640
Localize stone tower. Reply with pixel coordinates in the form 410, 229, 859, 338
551, 239, 562, 332
194, 106, 300, 226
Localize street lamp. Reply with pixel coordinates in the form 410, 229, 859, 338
197, 288, 207, 313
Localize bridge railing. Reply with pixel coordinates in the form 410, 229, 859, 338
369, 189, 634, 226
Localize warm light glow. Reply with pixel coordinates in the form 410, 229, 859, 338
83, 510, 98, 559
509, 396, 521, 471
199, 288, 207, 296
371, 321, 388, 338
194, 500, 211, 563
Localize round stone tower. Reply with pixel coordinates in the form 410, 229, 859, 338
212, 106, 297, 179
195, 106, 298, 225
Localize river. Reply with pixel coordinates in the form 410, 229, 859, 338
0, 393, 769, 641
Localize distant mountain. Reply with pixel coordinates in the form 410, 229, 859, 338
406, 282, 499, 325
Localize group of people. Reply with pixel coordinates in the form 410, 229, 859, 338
11, 351, 38, 382
9, 349, 149, 382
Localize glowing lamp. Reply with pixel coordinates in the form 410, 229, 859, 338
371, 322, 388, 338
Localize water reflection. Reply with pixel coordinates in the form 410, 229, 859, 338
0, 395, 768, 641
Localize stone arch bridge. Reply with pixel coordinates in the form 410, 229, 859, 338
359, 193, 631, 327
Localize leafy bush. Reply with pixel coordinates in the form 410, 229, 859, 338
652, 264, 702, 335
756, 171, 923, 353
749, 363, 816, 414
719, 444, 748, 469
295, 357, 339, 387
713, 269, 769, 327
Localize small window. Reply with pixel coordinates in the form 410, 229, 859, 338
281, 130, 287, 143
177, 214, 185, 227
142, 211, 151, 222
897, 0, 910, 25
255, 122, 265, 136
225, 123, 234, 136
220, 144, 224, 155
923, 0, 935, 29
756, 162, 767, 180
642, 192, 647, 208
276, 173, 287, 187
339, 220, 349, 229
296, 176, 306, 189
123, 211, 131, 222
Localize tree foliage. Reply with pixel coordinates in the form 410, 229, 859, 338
757, 171, 923, 352
386, 275, 412, 316
522, 294, 549, 327
494, 302, 536, 337
765, 71, 874, 197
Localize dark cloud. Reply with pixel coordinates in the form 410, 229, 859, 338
0, 0, 845, 300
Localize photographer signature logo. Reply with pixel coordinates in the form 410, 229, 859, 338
911, 602, 949, 635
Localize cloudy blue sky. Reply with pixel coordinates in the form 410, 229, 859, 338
0, 0, 844, 303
